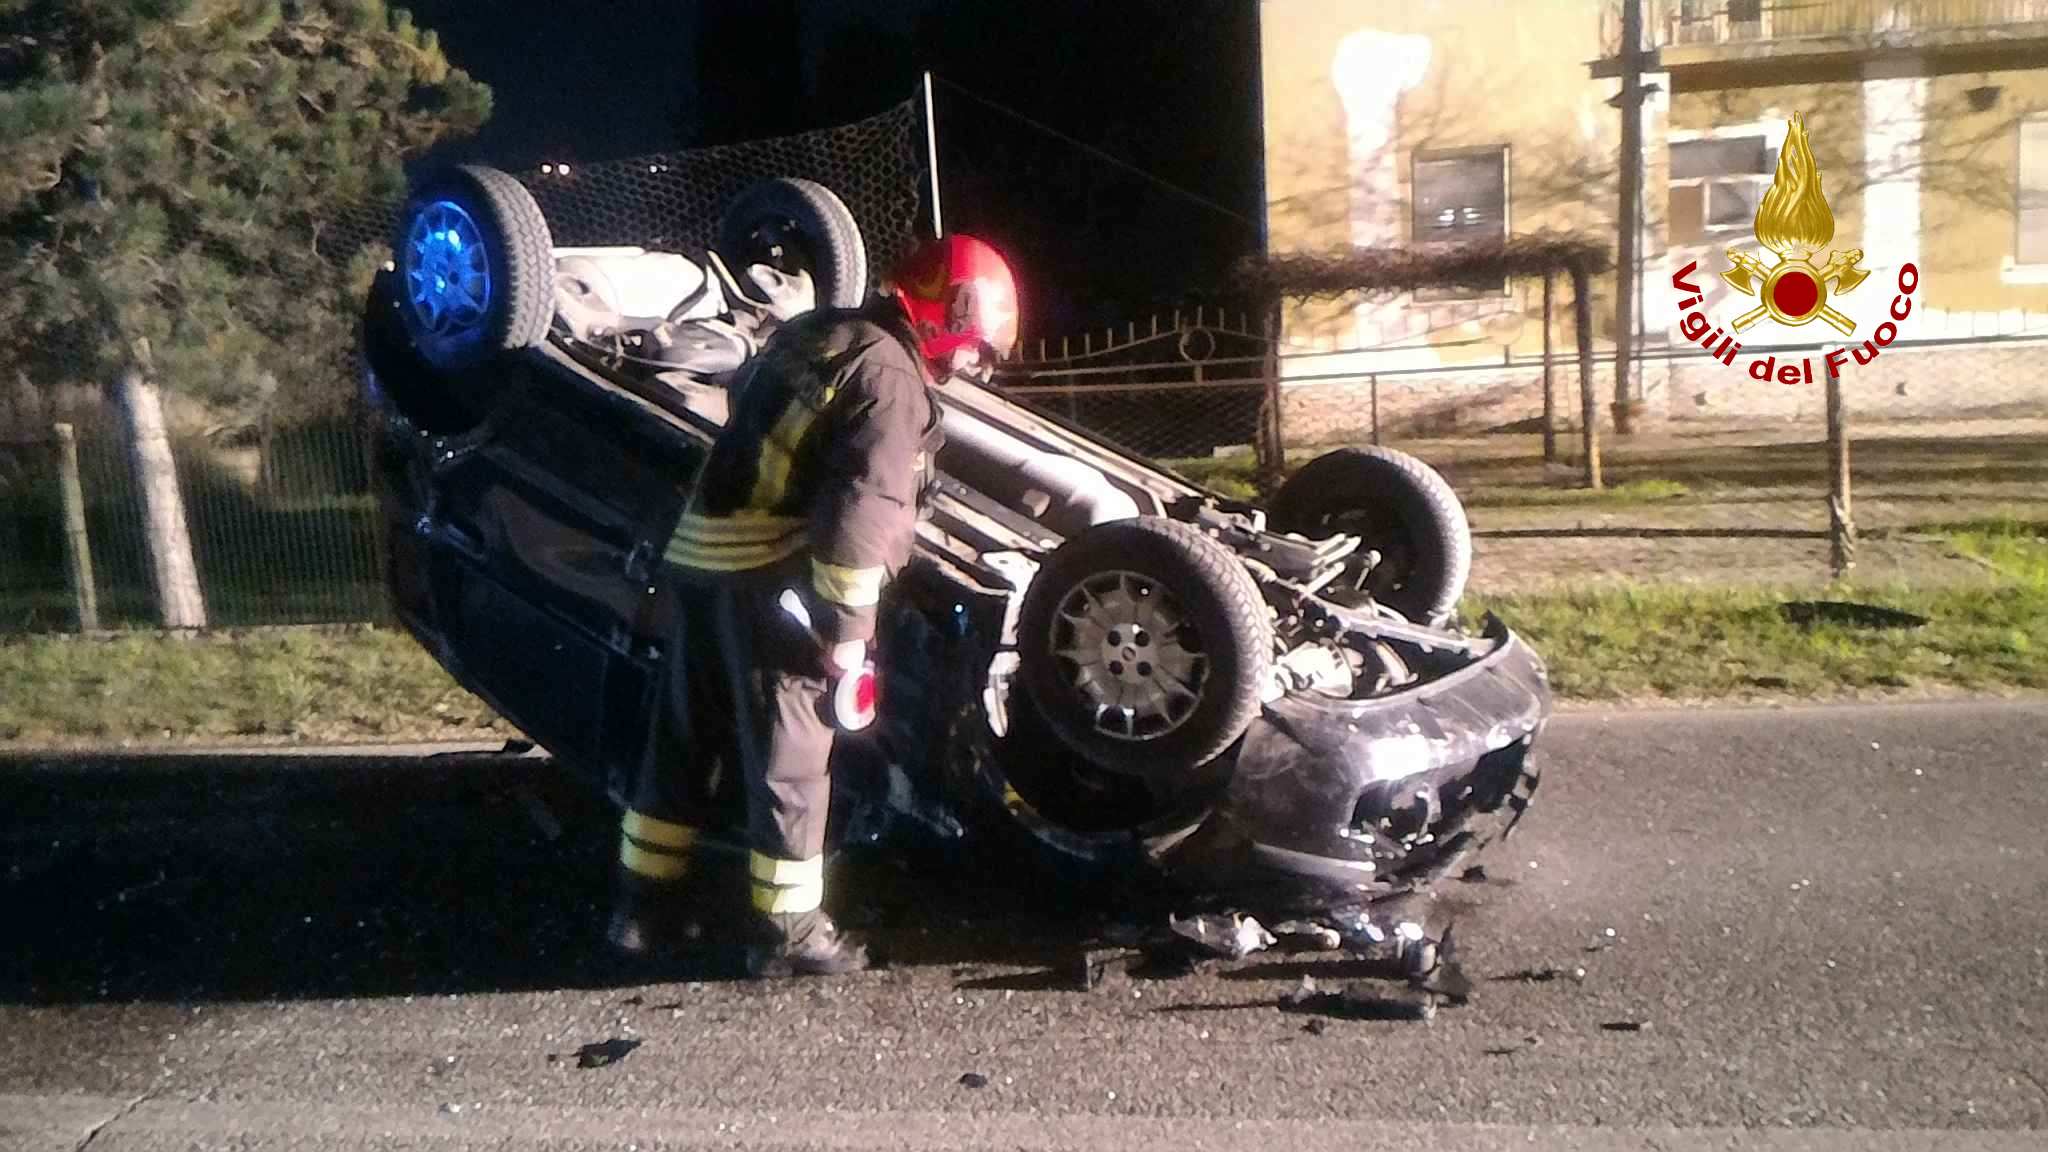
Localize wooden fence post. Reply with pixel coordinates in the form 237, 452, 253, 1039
1826, 360, 1854, 577
1256, 304, 1286, 489
1571, 267, 1603, 490
1541, 272, 1558, 466
52, 422, 100, 632
120, 338, 208, 629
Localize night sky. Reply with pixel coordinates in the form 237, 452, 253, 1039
398, 0, 1264, 341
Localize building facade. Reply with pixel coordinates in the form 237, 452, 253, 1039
1259, 0, 2048, 442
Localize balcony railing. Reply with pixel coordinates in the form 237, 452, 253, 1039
1606, 0, 2048, 50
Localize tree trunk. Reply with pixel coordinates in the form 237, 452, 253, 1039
119, 342, 207, 629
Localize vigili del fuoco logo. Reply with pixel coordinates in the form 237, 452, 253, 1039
1671, 113, 1919, 384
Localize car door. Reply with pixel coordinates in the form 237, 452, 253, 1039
420, 343, 707, 795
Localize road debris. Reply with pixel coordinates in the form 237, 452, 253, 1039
1278, 975, 1438, 1023
1302, 1017, 1328, 1036
1458, 864, 1489, 883
1271, 920, 1343, 952
1166, 912, 1276, 960
1075, 947, 1141, 991
566, 1038, 642, 1069
1600, 1020, 1651, 1033
1329, 907, 1388, 951
1498, 967, 1570, 983
958, 1072, 989, 1089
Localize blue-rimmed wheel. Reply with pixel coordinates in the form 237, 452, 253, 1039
394, 165, 554, 372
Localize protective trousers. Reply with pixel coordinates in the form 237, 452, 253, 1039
616, 557, 837, 918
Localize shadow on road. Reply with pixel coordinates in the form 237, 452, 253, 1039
0, 751, 1111, 1006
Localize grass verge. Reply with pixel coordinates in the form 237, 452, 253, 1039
2, 528, 2042, 747
0, 626, 510, 748
1469, 524, 2048, 702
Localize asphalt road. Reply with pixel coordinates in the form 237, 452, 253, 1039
3, 699, 2046, 1151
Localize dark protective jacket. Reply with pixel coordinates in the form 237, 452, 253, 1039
662, 302, 942, 647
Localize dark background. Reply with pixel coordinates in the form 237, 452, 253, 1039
399, 0, 1265, 345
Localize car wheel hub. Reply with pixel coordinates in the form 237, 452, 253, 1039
404, 201, 492, 338
1051, 571, 1207, 741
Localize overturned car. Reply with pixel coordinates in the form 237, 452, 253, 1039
360, 165, 1550, 918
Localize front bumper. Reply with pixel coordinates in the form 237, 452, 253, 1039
1156, 614, 1551, 912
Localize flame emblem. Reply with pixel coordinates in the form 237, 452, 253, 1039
1721, 114, 1869, 335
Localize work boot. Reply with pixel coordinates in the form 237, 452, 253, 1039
745, 910, 869, 978
603, 873, 709, 960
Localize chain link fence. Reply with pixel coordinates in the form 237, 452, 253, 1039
1, 100, 928, 634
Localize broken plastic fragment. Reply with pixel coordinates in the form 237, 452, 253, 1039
1272, 921, 1343, 952
572, 1038, 641, 1069
1280, 974, 1436, 1022
1167, 913, 1276, 960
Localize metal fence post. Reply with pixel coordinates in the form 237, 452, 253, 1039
1370, 375, 1380, 446
1827, 361, 1855, 578
52, 422, 100, 632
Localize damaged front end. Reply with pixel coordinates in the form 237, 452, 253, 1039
923, 582, 1551, 919
1155, 611, 1548, 914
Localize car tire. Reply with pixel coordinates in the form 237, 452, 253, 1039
393, 165, 556, 373
1267, 446, 1472, 625
716, 177, 868, 310
1015, 516, 1274, 779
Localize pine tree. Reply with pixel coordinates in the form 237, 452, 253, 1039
0, 0, 490, 430
1, 0, 489, 625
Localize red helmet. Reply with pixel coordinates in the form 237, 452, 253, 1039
889, 234, 1020, 371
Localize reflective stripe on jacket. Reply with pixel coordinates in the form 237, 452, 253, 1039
664, 303, 941, 645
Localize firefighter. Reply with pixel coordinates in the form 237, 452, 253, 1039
606, 234, 1020, 977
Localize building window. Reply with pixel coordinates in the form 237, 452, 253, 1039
2021, 115, 2048, 266
1668, 133, 1776, 246
1672, 0, 1766, 44
1411, 146, 1508, 297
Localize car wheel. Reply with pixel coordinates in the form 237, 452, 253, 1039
1267, 446, 1472, 625
716, 178, 868, 310
393, 165, 556, 373
1015, 516, 1274, 780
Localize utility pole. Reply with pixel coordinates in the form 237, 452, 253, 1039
1611, 0, 1644, 436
